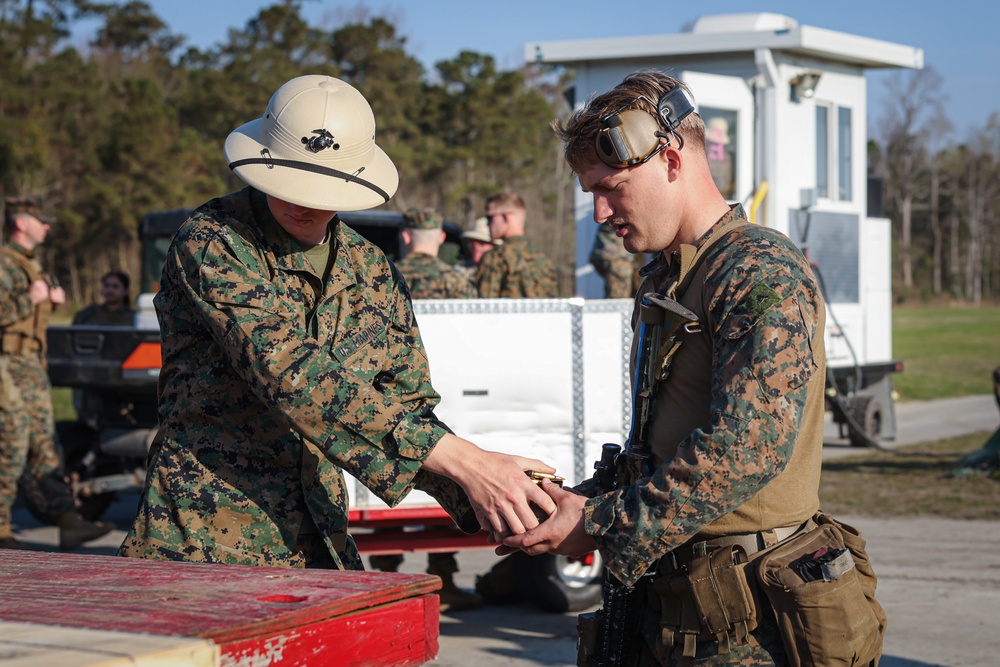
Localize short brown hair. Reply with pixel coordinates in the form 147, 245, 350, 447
485, 192, 525, 212
553, 70, 705, 174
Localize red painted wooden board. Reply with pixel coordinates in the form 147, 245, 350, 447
0, 551, 440, 666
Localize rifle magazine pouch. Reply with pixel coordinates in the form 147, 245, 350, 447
687, 546, 759, 654
755, 517, 885, 667
654, 546, 760, 659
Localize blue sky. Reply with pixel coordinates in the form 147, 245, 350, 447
80, 1, 999, 140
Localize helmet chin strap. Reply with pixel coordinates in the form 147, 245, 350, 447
228, 157, 391, 204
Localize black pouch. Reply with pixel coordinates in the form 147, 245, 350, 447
754, 514, 885, 667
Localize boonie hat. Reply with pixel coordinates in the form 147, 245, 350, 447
4, 195, 53, 224
224, 75, 398, 212
462, 217, 501, 245
403, 207, 442, 230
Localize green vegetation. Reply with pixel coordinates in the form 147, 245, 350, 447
52, 387, 75, 423
892, 306, 1000, 400
2, 2, 577, 305
820, 432, 1000, 519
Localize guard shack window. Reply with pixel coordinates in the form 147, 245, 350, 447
838, 106, 853, 201
816, 103, 853, 202
701, 107, 738, 200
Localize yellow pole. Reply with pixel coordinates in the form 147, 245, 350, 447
749, 181, 768, 224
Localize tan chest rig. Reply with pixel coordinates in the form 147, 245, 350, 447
0, 246, 51, 360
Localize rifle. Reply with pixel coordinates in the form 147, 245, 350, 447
579, 293, 700, 667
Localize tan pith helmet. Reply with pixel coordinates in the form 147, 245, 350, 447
224, 75, 398, 212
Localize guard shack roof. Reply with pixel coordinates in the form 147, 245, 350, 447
525, 13, 923, 70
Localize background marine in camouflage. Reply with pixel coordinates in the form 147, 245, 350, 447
393, 207, 476, 300
590, 221, 639, 299
0, 195, 113, 551
474, 192, 558, 298
118, 75, 556, 570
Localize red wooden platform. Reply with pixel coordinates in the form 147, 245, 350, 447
0, 550, 440, 666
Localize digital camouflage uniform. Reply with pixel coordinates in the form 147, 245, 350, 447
590, 222, 638, 299
118, 187, 476, 568
0, 242, 76, 537
474, 236, 558, 298
581, 205, 828, 665
393, 253, 476, 301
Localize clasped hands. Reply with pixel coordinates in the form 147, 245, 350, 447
422, 434, 596, 559
493, 477, 597, 559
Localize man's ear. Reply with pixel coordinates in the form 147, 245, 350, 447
661, 143, 683, 182
401, 229, 412, 245
438, 230, 446, 245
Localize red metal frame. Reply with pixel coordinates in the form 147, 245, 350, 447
349, 505, 495, 555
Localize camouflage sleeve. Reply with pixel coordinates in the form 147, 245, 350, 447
473, 245, 504, 297
0, 259, 31, 328
165, 222, 449, 504
582, 234, 822, 586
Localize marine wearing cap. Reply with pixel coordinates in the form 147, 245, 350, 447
461, 217, 502, 246
4, 195, 53, 225
403, 207, 443, 230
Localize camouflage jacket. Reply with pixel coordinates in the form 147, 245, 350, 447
119, 187, 475, 568
0, 243, 51, 358
589, 223, 637, 299
582, 205, 827, 586
474, 236, 557, 298
394, 252, 476, 299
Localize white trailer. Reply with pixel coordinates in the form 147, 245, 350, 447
347, 297, 633, 611
526, 12, 922, 446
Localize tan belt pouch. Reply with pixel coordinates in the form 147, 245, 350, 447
754, 513, 886, 666
655, 544, 760, 658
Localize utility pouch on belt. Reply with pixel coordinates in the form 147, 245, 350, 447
755, 513, 886, 667
655, 546, 759, 659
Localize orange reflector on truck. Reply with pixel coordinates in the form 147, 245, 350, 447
122, 342, 162, 370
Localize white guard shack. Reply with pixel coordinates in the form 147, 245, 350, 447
527, 13, 923, 446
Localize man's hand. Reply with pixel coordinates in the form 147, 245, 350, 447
28, 279, 50, 305
49, 285, 66, 306
422, 433, 557, 536
498, 478, 596, 558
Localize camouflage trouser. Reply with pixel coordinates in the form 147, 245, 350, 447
369, 551, 459, 575
0, 354, 74, 535
368, 526, 459, 576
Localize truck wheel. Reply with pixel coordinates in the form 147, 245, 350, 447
849, 396, 883, 448
517, 551, 604, 613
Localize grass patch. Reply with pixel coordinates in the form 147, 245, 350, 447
893, 306, 1000, 400
51, 387, 77, 423
820, 431, 1000, 519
